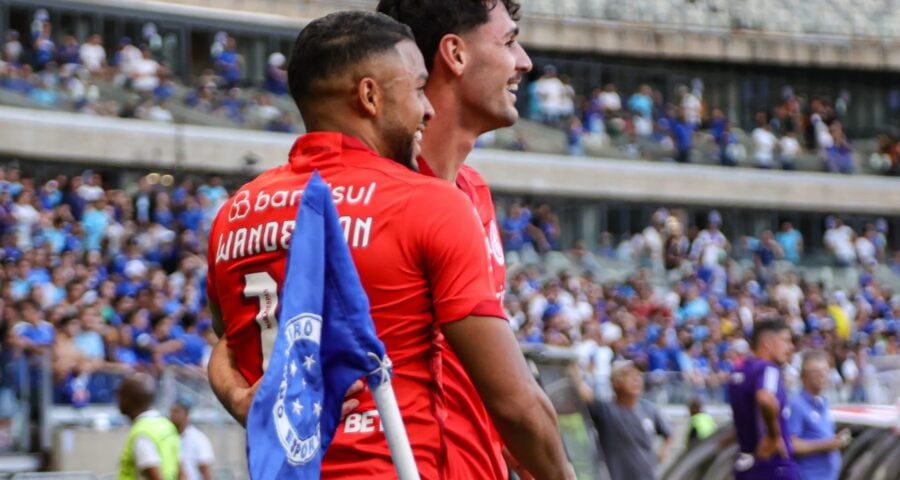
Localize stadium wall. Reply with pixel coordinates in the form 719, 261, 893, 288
3, 106, 900, 214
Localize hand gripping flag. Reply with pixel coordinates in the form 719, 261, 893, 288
246, 171, 418, 479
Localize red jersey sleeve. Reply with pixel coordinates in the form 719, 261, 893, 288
206, 204, 226, 307
407, 184, 504, 324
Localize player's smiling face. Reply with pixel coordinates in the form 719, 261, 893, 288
378, 39, 434, 168
458, 2, 532, 132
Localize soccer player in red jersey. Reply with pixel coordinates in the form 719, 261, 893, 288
379, 1, 536, 478
205, 11, 571, 479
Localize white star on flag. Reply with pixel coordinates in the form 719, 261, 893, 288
303, 354, 316, 370
292, 399, 303, 415
313, 402, 322, 417
290, 361, 298, 377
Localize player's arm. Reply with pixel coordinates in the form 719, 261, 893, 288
198, 463, 212, 480
207, 299, 257, 427
755, 388, 787, 460
654, 407, 673, 462
791, 435, 842, 456
756, 389, 782, 440
206, 299, 361, 426
419, 187, 573, 480
133, 435, 164, 480
140, 466, 163, 480
443, 318, 574, 480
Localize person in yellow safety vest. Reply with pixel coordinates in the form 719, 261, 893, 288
687, 397, 717, 446
117, 372, 182, 480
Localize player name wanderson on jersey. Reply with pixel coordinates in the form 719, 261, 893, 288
215, 182, 377, 264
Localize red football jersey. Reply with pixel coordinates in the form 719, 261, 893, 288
417, 158, 509, 480
207, 133, 504, 479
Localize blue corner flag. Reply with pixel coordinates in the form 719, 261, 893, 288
246, 171, 390, 479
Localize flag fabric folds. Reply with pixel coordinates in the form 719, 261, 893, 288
246, 171, 390, 479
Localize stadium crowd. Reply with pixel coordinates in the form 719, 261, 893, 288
0, 166, 222, 406
500, 202, 900, 404
528, 65, 900, 175
0, 163, 896, 409
2, 9, 898, 174
0, 11, 296, 132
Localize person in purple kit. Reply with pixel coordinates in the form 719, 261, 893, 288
728, 318, 800, 480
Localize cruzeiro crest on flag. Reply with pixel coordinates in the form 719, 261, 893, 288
273, 312, 324, 465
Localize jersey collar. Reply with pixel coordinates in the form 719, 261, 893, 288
288, 132, 376, 169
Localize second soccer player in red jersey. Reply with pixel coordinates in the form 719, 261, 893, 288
206, 11, 572, 479
383, 1, 537, 477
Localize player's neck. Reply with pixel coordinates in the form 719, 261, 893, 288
422, 82, 479, 182
803, 387, 823, 398
421, 123, 474, 183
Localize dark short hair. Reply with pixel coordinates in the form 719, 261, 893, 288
288, 11, 414, 108
751, 318, 790, 350
377, 0, 521, 72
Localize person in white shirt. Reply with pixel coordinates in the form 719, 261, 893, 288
823, 216, 857, 267
855, 224, 878, 267
11, 190, 40, 250
641, 209, 667, 271
678, 85, 702, 127
778, 131, 801, 170
79, 34, 107, 74
130, 47, 160, 93
598, 83, 622, 114
169, 396, 214, 480
533, 65, 565, 125
751, 112, 777, 168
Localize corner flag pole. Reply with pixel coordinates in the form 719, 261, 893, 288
368, 354, 420, 480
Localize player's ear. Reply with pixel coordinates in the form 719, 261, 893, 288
436, 34, 466, 77
357, 77, 379, 117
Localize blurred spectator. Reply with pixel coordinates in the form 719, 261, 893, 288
574, 362, 672, 480
129, 47, 160, 93
598, 83, 622, 115
678, 85, 701, 128
112, 37, 142, 80
170, 395, 215, 480
3, 31, 23, 65
533, 65, 565, 125
752, 112, 777, 169
663, 217, 689, 280
263, 52, 288, 96
31, 22, 55, 71
79, 34, 107, 75
627, 85, 654, 121
214, 36, 242, 89
642, 209, 667, 271
672, 108, 694, 163
753, 230, 783, 285
559, 74, 576, 120
825, 122, 854, 174
9, 299, 54, 356
855, 224, 878, 267
690, 210, 729, 295
501, 202, 531, 254
57, 35, 80, 67
823, 216, 856, 267
779, 131, 802, 170
686, 398, 717, 446
566, 115, 584, 156
776, 221, 804, 264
